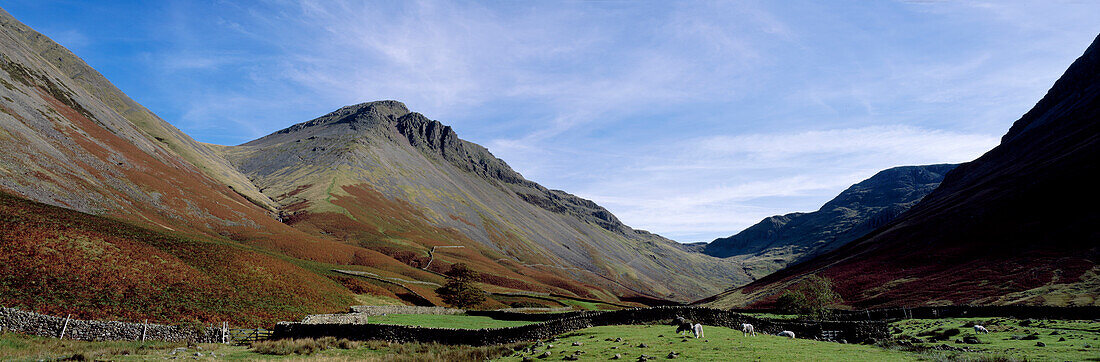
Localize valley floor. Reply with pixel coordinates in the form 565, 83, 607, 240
1, 315, 1097, 361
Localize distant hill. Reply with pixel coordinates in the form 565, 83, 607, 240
702, 34, 1100, 309
704, 164, 956, 278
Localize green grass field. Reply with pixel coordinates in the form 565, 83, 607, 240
365, 313, 535, 329
494, 324, 917, 361
890, 317, 1100, 361
3, 315, 1098, 361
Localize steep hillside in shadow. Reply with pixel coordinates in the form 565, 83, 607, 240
703, 34, 1100, 309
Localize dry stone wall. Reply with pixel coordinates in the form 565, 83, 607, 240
0, 307, 221, 343
275, 306, 889, 346
347, 305, 464, 315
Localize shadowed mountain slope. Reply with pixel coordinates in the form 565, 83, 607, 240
705, 164, 956, 278
703, 34, 1100, 309
214, 101, 752, 302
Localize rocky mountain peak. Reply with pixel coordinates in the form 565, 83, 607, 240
267, 100, 410, 138
331, 100, 410, 121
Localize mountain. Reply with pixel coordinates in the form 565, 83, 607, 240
702, 34, 1100, 309
213, 101, 751, 302
0, 5, 748, 325
704, 164, 956, 278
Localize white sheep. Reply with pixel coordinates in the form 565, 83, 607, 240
692, 323, 705, 339
741, 323, 756, 336
778, 330, 795, 339
974, 325, 989, 334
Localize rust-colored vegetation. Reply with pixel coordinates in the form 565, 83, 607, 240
0, 191, 352, 325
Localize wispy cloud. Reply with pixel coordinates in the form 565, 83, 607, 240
551, 125, 997, 241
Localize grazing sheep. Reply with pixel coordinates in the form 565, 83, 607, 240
692, 323, 704, 339
675, 322, 693, 335
974, 325, 989, 334
673, 316, 693, 336
778, 330, 796, 339
741, 323, 756, 336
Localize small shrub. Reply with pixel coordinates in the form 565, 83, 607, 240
436, 263, 487, 308
775, 275, 841, 320
337, 339, 360, 349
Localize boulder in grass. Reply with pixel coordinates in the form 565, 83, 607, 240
963, 337, 981, 344
1036, 341, 1046, 347
612, 353, 622, 360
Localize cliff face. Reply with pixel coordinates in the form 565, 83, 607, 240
704, 164, 955, 277
703, 34, 1100, 309
215, 100, 752, 302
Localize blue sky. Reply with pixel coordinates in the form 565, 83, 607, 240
3, 1, 1098, 242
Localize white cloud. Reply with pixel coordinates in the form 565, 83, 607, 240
696, 125, 997, 164
499, 125, 998, 242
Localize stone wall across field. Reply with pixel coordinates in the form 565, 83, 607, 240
0, 307, 222, 343
275, 306, 889, 346
347, 305, 465, 315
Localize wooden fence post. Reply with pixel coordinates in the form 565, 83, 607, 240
59, 314, 71, 339
141, 319, 148, 341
